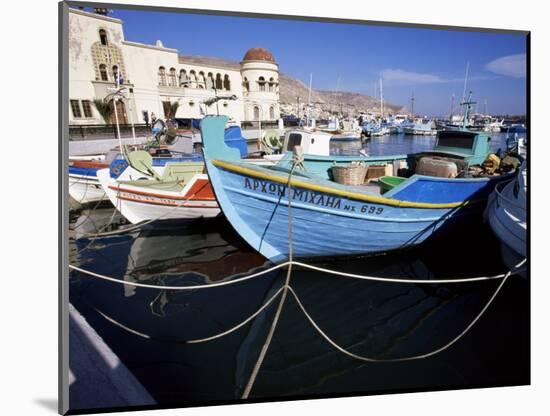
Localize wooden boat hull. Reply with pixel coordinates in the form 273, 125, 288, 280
205, 158, 505, 263
97, 169, 220, 224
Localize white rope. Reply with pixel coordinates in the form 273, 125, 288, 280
286, 257, 525, 363
68, 258, 524, 288
89, 286, 286, 345
292, 261, 509, 284
187, 286, 286, 344
68, 262, 289, 290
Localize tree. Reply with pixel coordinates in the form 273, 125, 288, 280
93, 98, 114, 124
162, 101, 180, 119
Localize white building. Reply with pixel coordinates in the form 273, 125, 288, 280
68, 8, 281, 126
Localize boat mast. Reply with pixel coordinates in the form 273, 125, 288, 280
410, 92, 415, 119
379, 78, 384, 121
333, 76, 341, 116
449, 94, 455, 120
461, 61, 470, 122
460, 91, 476, 129
307, 72, 313, 125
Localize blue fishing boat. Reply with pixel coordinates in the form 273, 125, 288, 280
201, 115, 518, 263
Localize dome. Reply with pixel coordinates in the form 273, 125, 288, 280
242, 47, 276, 63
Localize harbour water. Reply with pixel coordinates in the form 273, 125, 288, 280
68, 132, 528, 408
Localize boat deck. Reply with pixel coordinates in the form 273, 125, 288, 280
348, 182, 383, 195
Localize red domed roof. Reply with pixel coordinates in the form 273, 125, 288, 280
242, 47, 276, 62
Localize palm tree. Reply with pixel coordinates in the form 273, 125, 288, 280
93, 98, 114, 124
162, 101, 180, 119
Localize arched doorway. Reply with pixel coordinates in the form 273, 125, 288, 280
110, 100, 128, 124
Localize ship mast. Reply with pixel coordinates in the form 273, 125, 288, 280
460, 91, 476, 129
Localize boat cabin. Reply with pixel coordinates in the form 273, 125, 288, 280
282, 129, 333, 157
427, 129, 491, 166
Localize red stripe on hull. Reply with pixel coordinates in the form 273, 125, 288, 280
108, 178, 215, 201
117, 195, 218, 208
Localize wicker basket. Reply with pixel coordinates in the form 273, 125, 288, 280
331, 162, 367, 185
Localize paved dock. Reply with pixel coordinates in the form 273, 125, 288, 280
69, 304, 155, 411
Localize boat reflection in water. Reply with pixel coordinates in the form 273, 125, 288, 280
69, 207, 528, 404
122, 218, 269, 315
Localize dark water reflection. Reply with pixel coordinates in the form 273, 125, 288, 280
68, 132, 528, 409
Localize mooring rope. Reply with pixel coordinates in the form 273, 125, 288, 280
69, 262, 289, 290
88, 286, 287, 345
241, 152, 301, 399
81, 259, 524, 362
287, 259, 525, 363
70, 193, 107, 230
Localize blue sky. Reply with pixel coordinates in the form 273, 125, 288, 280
108, 8, 527, 116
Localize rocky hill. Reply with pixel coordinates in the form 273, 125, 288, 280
278, 73, 407, 117
179, 54, 407, 117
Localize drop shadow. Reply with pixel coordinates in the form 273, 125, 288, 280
33, 398, 58, 413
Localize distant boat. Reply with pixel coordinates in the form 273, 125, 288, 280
201, 115, 517, 263
361, 121, 390, 137
485, 162, 527, 276
330, 132, 362, 142
403, 119, 437, 135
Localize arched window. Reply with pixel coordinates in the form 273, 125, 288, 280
243, 77, 249, 93
223, 74, 231, 90
99, 29, 108, 46
189, 70, 197, 88
269, 77, 275, 92
99, 64, 108, 81
207, 73, 215, 89
112, 65, 119, 83
169, 68, 177, 86
269, 105, 275, 120
258, 76, 266, 92
198, 72, 206, 88
179, 69, 187, 86
253, 106, 260, 121
215, 73, 223, 90
158, 66, 167, 86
